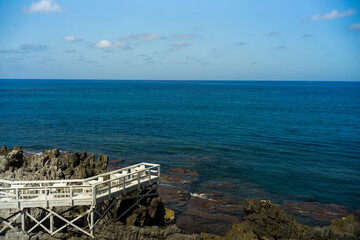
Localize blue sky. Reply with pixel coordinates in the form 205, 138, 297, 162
0, 0, 359, 80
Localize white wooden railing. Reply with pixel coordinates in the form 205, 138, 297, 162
0, 162, 160, 209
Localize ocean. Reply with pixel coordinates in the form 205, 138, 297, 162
0, 79, 359, 210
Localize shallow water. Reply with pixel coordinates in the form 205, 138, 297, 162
1, 79, 359, 210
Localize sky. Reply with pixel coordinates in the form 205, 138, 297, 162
0, 0, 359, 81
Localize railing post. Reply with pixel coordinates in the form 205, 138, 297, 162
137, 172, 140, 191
123, 176, 126, 194
92, 185, 96, 205
113, 198, 118, 220
90, 210, 94, 236
148, 169, 151, 184
45, 187, 48, 208
21, 209, 25, 231
50, 211, 54, 234
158, 165, 161, 184
16, 188, 19, 208
108, 181, 111, 199
70, 186, 73, 206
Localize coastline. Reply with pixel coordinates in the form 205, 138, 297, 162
1, 146, 359, 239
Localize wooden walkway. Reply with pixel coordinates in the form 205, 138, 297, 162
0, 162, 160, 237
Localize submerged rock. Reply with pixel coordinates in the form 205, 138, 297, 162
168, 168, 200, 177
201, 199, 360, 240
282, 201, 351, 225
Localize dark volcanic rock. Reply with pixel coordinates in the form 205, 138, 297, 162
282, 201, 351, 225
0, 145, 7, 155
158, 186, 189, 204
201, 200, 360, 240
161, 174, 197, 187
240, 200, 311, 239
203, 181, 236, 189
0, 146, 200, 240
93, 220, 200, 240
168, 168, 200, 177
0, 147, 110, 181
126, 197, 165, 227
0, 147, 25, 172
177, 196, 242, 235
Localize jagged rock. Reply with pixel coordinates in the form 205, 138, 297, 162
6, 150, 25, 168
0, 149, 25, 172
0, 155, 8, 172
0, 146, 110, 182
126, 197, 165, 227
96, 154, 109, 175
79, 152, 87, 161
46, 149, 60, 159
0, 145, 7, 155
94, 220, 200, 240
0, 146, 199, 239
3, 228, 29, 240
201, 200, 360, 240
165, 208, 175, 225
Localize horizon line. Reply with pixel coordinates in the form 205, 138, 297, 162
0, 78, 359, 82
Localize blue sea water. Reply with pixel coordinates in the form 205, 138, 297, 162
0, 79, 359, 210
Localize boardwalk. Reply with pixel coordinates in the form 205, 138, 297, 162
0, 162, 160, 237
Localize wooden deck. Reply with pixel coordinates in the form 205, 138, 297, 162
0, 162, 160, 209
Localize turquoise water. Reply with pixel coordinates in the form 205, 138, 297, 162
0, 80, 359, 209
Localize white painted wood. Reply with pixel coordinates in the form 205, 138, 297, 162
0, 163, 160, 209
0, 162, 161, 238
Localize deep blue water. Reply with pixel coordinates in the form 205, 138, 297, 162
0, 80, 359, 209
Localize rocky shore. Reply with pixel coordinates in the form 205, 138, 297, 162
0, 146, 199, 240
0, 146, 359, 240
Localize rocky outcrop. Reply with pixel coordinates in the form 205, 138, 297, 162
0, 147, 25, 172
164, 208, 175, 225
0, 145, 109, 181
2, 224, 201, 240
2, 228, 29, 240
93, 220, 200, 240
125, 197, 166, 227
201, 199, 360, 240
0, 146, 199, 240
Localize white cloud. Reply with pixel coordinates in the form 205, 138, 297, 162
122, 33, 161, 41
63, 36, 75, 42
171, 42, 190, 51
302, 34, 312, 38
65, 49, 76, 53
173, 34, 197, 39
348, 22, 360, 31
0, 44, 48, 54
19, 44, 48, 52
23, 0, 62, 14
63, 36, 82, 42
138, 34, 160, 41
236, 42, 246, 45
266, 31, 281, 36
92, 40, 127, 49
271, 46, 287, 50
305, 9, 357, 21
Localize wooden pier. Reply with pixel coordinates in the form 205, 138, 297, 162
0, 162, 160, 238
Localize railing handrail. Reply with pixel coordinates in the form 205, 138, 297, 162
0, 163, 161, 211
0, 162, 159, 186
